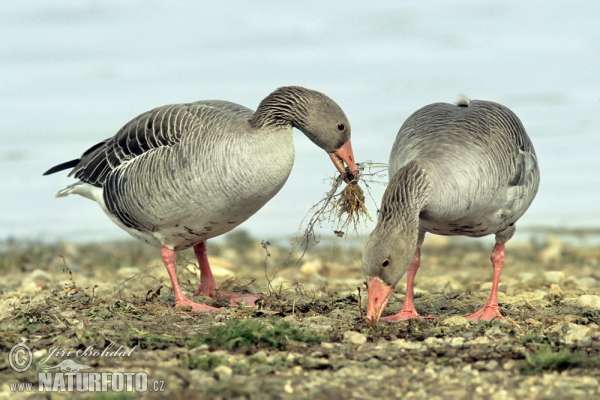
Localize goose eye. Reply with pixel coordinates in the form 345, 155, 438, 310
337, 123, 345, 131
381, 259, 390, 268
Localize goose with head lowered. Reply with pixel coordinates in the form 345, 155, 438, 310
44, 86, 359, 313
362, 97, 539, 324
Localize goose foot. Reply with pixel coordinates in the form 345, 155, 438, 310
381, 309, 433, 322
210, 291, 261, 307
465, 243, 506, 322
465, 305, 504, 322
193, 241, 259, 306
161, 246, 221, 313
174, 297, 221, 313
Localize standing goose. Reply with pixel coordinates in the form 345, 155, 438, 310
44, 86, 358, 313
363, 97, 539, 324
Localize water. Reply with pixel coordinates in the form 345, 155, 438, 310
1, 0, 599, 244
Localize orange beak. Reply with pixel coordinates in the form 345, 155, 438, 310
366, 277, 394, 326
328, 140, 359, 183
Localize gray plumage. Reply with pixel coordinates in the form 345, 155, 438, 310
45, 86, 353, 251
363, 98, 540, 289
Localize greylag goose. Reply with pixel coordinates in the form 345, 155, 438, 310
362, 97, 539, 324
44, 86, 359, 313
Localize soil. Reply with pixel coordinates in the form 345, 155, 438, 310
1, 233, 599, 399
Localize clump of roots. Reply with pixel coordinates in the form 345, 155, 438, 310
293, 161, 387, 251
334, 181, 371, 233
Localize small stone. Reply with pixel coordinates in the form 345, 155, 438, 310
516, 272, 536, 281
213, 365, 232, 380
449, 337, 465, 348
207, 265, 234, 278
558, 323, 591, 345
479, 282, 507, 294
300, 260, 323, 276
334, 367, 355, 377
572, 277, 598, 290
21, 269, 53, 294
391, 339, 422, 350
284, 380, 294, 394
546, 283, 564, 302
543, 271, 565, 284
538, 236, 563, 262
33, 349, 47, 359
116, 266, 140, 278
578, 377, 598, 387
320, 342, 334, 349
343, 331, 367, 345
471, 336, 491, 345
485, 326, 507, 340
424, 337, 444, 347
443, 316, 470, 327
575, 295, 600, 310
503, 360, 517, 370
484, 360, 499, 371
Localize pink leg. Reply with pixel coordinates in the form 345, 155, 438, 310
192, 241, 260, 306
161, 247, 220, 313
465, 243, 505, 322
382, 248, 433, 322
193, 241, 218, 297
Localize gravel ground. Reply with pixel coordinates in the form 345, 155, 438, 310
1, 233, 599, 399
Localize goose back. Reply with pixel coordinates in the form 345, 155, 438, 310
389, 99, 540, 239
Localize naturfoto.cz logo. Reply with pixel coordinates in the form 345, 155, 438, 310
8, 343, 165, 393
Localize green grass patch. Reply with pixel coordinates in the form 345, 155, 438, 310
129, 327, 184, 349
521, 331, 549, 345
521, 345, 590, 374
183, 354, 225, 371
187, 318, 327, 350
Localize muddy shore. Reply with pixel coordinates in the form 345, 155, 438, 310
1, 233, 599, 399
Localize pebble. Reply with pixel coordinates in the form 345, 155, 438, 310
575, 295, 600, 310
543, 271, 565, 284
423, 337, 444, 347
21, 269, 53, 294
484, 360, 499, 371
572, 277, 598, 290
516, 272, 536, 281
449, 337, 465, 348
300, 260, 323, 276
116, 266, 140, 278
479, 282, 507, 294
503, 360, 517, 370
554, 323, 591, 345
392, 339, 423, 350
443, 316, 470, 327
343, 331, 367, 345
485, 326, 507, 340
213, 365, 233, 380
252, 350, 267, 361
284, 380, 294, 394
334, 367, 355, 377
471, 336, 491, 345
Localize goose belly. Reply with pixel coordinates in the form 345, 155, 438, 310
419, 211, 517, 238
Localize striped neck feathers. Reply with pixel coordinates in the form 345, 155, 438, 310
248, 86, 324, 130
378, 160, 432, 234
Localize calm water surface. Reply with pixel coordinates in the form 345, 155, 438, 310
1, 1, 599, 244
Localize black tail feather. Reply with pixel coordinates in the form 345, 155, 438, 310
43, 159, 80, 176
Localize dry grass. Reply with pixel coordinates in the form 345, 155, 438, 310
293, 161, 386, 249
